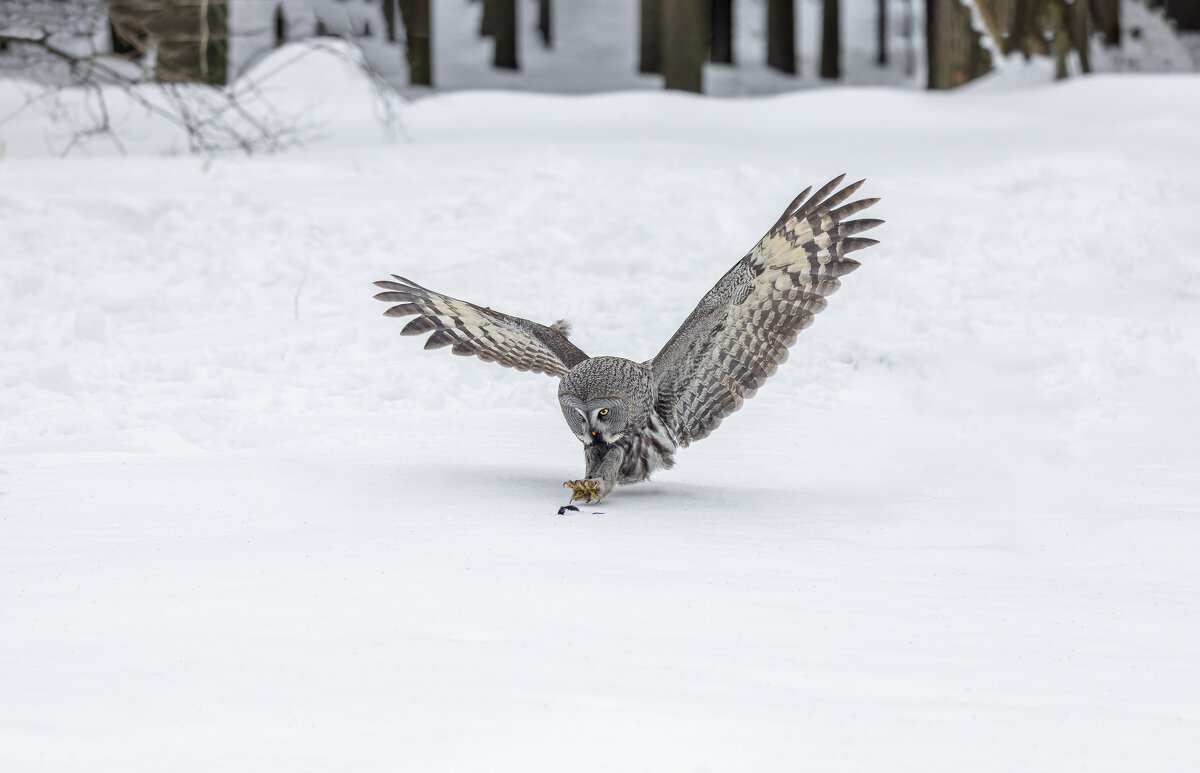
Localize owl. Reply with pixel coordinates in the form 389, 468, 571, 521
375, 175, 881, 503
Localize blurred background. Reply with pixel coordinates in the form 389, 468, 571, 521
1, 0, 1197, 101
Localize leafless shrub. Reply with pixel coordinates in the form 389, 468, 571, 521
0, 3, 403, 156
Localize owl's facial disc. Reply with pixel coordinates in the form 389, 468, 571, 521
558, 394, 627, 446
558, 395, 591, 443
586, 398, 627, 444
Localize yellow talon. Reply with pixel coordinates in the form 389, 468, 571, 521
563, 479, 603, 503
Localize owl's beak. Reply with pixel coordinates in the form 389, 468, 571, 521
591, 431, 598, 438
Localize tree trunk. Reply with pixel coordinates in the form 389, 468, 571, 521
926, 0, 991, 89
925, 0, 936, 87
711, 0, 734, 64
399, 0, 432, 85
480, 0, 496, 37
382, 0, 396, 43
538, 0, 552, 47
1165, 0, 1200, 31
971, 0, 1004, 53
902, 0, 915, 75
1072, 0, 1092, 73
876, 0, 888, 66
108, 6, 150, 58
202, 0, 227, 84
662, 0, 706, 93
820, 0, 840, 79
1028, 0, 1051, 56
1050, 0, 1069, 79
138, 0, 227, 85
1007, 0, 1033, 57
275, 5, 289, 46
492, 0, 518, 69
640, 0, 663, 73
766, 0, 796, 74
1089, 0, 1120, 47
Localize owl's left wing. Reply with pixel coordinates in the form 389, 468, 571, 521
651, 175, 882, 446
374, 275, 588, 377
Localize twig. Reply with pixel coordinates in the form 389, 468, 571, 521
0, 23, 393, 156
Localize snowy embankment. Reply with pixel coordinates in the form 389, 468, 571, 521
2, 53, 1200, 770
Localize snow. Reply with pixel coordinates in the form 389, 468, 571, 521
3, 52, 1200, 770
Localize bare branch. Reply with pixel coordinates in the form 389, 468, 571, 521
1, 11, 404, 156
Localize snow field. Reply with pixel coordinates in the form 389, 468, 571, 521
2, 57, 1200, 770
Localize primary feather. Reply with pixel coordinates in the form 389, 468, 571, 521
650, 175, 882, 446
373, 275, 588, 377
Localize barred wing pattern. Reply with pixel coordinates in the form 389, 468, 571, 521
374, 275, 588, 377
651, 175, 882, 446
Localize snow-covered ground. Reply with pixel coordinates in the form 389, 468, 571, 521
2, 53, 1200, 770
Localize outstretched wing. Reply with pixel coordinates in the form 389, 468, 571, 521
374, 275, 589, 377
651, 175, 882, 446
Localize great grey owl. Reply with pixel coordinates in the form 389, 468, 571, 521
375, 175, 881, 503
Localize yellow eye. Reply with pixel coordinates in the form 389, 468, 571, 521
599, 409, 609, 417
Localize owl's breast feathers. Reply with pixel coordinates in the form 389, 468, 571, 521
559, 357, 676, 484
614, 408, 677, 484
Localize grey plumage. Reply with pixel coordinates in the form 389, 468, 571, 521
652, 175, 880, 446
374, 175, 882, 503
374, 275, 587, 376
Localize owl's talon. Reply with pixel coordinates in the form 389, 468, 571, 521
563, 479, 603, 503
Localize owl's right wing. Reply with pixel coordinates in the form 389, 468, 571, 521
374, 275, 589, 377
651, 175, 882, 446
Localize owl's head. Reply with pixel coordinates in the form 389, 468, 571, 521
559, 394, 631, 445
557, 357, 653, 446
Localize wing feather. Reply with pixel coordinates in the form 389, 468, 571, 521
651, 176, 882, 445
373, 275, 588, 377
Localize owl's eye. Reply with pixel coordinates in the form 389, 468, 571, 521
598, 409, 609, 417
